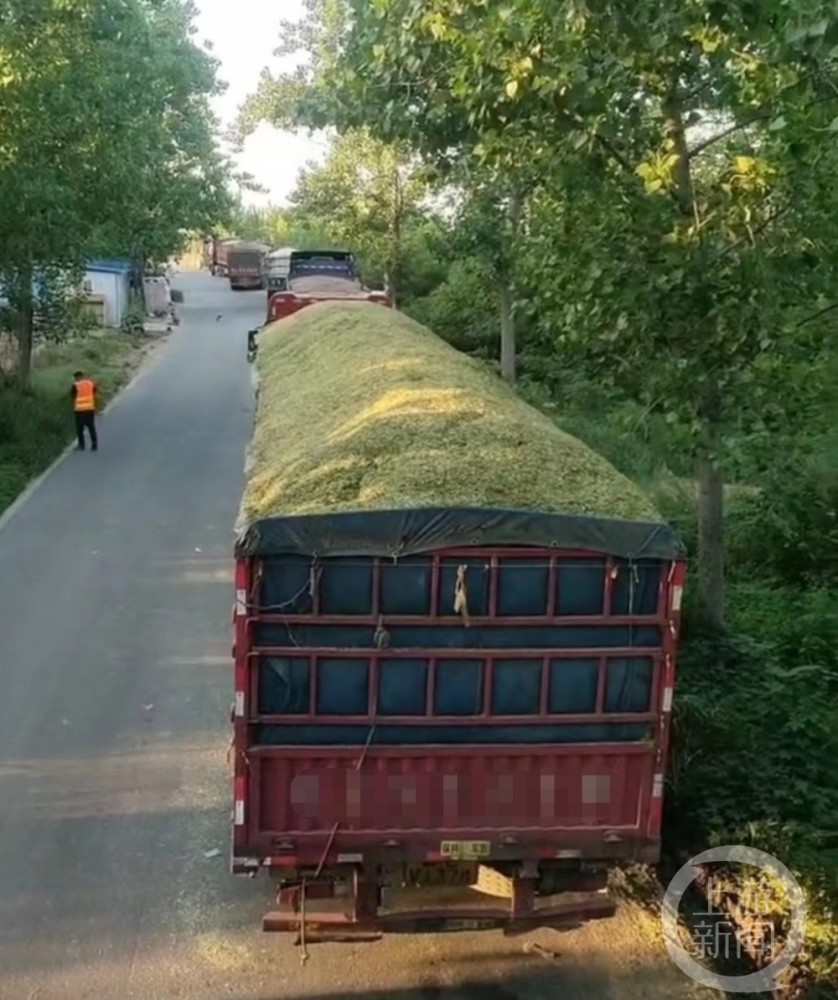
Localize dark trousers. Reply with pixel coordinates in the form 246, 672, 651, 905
75, 411, 98, 450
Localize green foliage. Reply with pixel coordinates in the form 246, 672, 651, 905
404, 257, 498, 354
285, 129, 429, 301
227, 203, 295, 246
120, 301, 147, 336
667, 593, 838, 995
728, 451, 838, 587
0, 0, 230, 382
86, 0, 233, 266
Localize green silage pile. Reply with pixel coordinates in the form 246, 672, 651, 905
239, 301, 662, 526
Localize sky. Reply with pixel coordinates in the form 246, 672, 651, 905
192, 0, 328, 208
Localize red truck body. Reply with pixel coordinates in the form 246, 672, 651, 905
207, 236, 239, 277
267, 286, 391, 322
265, 249, 391, 322
231, 516, 685, 937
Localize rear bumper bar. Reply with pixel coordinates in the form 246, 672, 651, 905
263, 893, 616, 937
261, 865, 616, 940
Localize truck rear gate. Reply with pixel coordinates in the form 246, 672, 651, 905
231, 511, 685, 937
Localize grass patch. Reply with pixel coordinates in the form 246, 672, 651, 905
0, 328, 162, 513
243, 301, 663, 526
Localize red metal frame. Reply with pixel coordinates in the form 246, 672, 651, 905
266, 289, 392, 324
255, 549, 661, 620
231, 545, 687, 937
246, 648, 662, 725
232, 557, 255, 854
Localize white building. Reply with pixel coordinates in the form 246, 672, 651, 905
83, 260, 132, 327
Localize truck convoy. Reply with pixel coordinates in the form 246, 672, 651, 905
231, 300, 686, 941
227, 241, 270, 291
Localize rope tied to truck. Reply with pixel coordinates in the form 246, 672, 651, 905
453, 564, 470, 624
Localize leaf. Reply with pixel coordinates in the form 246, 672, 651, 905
505, 78, 519, 98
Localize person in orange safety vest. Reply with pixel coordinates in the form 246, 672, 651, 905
71, 370, 98, 451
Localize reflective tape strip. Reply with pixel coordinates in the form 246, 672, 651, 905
234, 775, 246, 826
652, 773, 664, 798
235, 588, 247, 616
671, 585, 683, 611
662, 687, 673, 712
234, 691, 245, 717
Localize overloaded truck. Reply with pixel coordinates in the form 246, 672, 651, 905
231, 301, 686, 941
228, 241, 270, 291
247, 247, 390, 361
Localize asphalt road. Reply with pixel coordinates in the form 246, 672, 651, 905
0, 273, 708, 1000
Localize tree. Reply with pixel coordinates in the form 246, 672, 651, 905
86, 0, 233, 294
228, 203, 294, 245
269, 0, 838, 625
242, 0, 537, 376
0, 0, 230, 381
286, 129, 428, 305
443, 171, 530, 381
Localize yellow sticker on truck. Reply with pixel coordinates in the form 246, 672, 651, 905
440, 840, 491, 860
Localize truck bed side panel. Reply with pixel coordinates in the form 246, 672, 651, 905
232, 547, 684, 866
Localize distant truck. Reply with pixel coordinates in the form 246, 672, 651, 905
232, 300, 687, 941
265, 246, 296, 300
205, 236, 240, 278
247, 248, 391, 361
228, 242, 270, 291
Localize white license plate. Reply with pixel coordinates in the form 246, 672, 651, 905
440, 840, 491, 861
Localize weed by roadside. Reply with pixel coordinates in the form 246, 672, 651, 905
0, 328, 163, 513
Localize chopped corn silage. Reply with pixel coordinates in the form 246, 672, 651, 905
238, 302, 663, 528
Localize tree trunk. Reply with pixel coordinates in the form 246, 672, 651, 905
498, 190, 524, 383
389, 162, 402, 310
499, 278, 516, 383
9, 265, 35, 387
666, 86, 726, 626
16, 295, 34, 387
696, 450, 725, 628
132, 255, 146, 313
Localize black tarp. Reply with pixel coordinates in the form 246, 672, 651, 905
257, 654, 657, 722
236, 506, 685, 561
243, 507, 681, 747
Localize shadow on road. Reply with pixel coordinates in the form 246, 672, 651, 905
232, 956, 702, 1000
